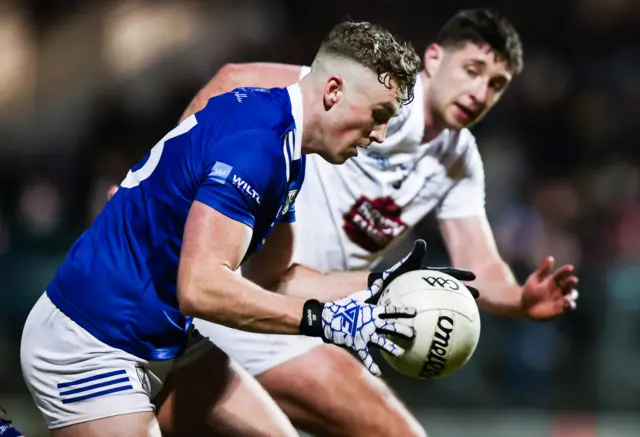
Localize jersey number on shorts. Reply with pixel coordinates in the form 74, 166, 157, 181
120, 115, 198, 188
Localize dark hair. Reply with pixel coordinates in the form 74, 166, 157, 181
435, 8, 523, 74
316, 21, 423, 105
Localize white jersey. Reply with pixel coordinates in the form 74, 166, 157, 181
292, 66, 486, 272
194, 67, 488, 377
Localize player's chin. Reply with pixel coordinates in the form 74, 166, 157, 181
326, 154, 349, 165
444, 114, 468, 131
328, 148, 356, 164
445, 109, 476, 130
315, 149, 342, 164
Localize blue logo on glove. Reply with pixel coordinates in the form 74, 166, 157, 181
335, 306, 361, 337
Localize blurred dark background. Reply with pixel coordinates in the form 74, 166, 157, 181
1, 0, 640, 435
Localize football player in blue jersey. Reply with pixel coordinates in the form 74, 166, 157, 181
106, 9, 578, 437
19, 21, 473, 437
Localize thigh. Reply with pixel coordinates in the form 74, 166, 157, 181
258, 345, 426, 437
153, 342, 297, 437
21, 293, 155, 433
51, 412, 160, 437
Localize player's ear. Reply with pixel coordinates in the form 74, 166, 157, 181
423, 44, 443, 78
323, 75, 343, 110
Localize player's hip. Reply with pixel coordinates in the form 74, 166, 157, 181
20, 292, 214, 429
45, 278, 192, 361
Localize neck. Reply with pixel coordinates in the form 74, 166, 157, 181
298, 76, 326, 156
420, 70, 447, 143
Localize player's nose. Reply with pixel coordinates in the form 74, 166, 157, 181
469, 82, 489, 105
369, 123, 388, 144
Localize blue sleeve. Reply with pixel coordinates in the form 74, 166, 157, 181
281, 156, 304, 223
195, 130, 281, 229
282, 203, 296, 223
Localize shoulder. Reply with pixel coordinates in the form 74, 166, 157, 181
434, 128, 484, 179
214, 128, 289, 168
440, 128, 481, 163
198, 87, 295, 135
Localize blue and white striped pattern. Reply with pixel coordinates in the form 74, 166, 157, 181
282, 130, 294, 182
57, 369, 133, 404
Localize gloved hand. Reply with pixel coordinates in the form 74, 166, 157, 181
299, 239, 479, 375
367, 239, 480, 300
299, 277, 416, 376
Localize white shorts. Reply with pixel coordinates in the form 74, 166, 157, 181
193, 318, 324, 376
20, 292, 214, 430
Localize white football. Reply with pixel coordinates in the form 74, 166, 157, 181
378, 269, 481, 379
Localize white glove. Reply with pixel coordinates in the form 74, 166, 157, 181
300, 243, 424, 375
320, 278, 416, 375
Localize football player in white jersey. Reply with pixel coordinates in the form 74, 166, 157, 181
107, 8, 579, 437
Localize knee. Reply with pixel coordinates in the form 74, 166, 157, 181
348, 389, 427, 437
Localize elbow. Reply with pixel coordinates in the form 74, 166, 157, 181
177, 264, 234, 318
177, 271, 205, 318
177, 286, 200, 318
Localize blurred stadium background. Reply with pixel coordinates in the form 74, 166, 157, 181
1, 0, 640, 435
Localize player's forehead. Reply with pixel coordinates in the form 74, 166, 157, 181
446, 41, 513, 80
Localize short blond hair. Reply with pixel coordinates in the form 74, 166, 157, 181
313, 21, 422, 105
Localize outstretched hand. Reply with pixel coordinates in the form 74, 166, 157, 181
521, 256, 579, 320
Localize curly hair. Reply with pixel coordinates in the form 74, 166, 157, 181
435, 8, 523, 75
315, 21, 422, 106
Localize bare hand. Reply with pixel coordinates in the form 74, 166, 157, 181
521, 256, 579, 320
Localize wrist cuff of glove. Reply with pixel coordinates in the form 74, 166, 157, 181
367, 271, 383, 287
299, 299, 324, 338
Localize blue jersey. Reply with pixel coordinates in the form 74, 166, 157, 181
46, 86, 305, 361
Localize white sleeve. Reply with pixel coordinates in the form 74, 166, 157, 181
299, 65, 311, 79
435, 136, 486, 219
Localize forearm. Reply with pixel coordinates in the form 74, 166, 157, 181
472, 261, 525, 318
439, 216, 527, 317
180, 266, 305, 334
276, 263, 368, 301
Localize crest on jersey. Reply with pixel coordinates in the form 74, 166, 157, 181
207, 161, 233, 185
343, 196, 408, 252
281, 189, 298, 216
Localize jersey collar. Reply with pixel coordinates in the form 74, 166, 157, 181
286, 83, 303, 160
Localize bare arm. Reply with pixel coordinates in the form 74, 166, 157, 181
242, 221, 368, 301
180, 62, 302, 122
177, 201, 305, 334
278, 265, 368, 301
439, 215, 525, 317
